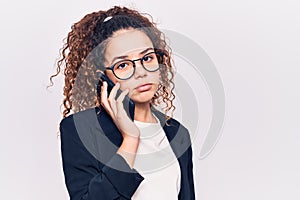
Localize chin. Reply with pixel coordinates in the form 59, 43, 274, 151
131, 91, 155, 104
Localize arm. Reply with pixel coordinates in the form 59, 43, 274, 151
60, 116, 144, 200
116, 135, 140, 169
187, 145, 196, 200
184, 127, 196, 200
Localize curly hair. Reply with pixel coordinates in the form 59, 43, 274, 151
49, 6, 176, 124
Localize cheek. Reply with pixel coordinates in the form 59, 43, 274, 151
119, 80, 134, 92
119, 83, 129, 91
151, 71, 161, 84
105, 71, 118, 84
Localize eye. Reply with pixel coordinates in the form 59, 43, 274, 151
115, 62, 128, 70
142, 54, 155, 62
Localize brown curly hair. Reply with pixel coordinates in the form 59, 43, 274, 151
49, 6, 176, 124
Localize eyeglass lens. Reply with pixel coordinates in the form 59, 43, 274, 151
112, 52, 163, 80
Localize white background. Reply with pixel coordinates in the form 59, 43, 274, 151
1, 0, 299, 199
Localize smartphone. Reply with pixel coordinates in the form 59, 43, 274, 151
96, 72, 135, 121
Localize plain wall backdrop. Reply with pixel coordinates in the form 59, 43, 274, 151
1, 0, 299, 199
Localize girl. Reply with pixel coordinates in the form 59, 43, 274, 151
50, 6, 195, 200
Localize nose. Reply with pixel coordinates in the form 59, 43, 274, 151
133, 60, 147, 79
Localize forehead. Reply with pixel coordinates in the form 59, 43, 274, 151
105, 29, 154, 58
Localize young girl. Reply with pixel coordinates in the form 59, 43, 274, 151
50, 6, 195, 200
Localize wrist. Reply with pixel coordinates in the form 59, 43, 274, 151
119, 135, 139, 153
121, 129, 140, 139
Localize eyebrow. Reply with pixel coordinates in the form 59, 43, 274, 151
110, 47, 154, 64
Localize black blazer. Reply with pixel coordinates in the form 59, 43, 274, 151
60, 106, 195, 200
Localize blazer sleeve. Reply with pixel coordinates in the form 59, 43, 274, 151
59, 116, 144, 200
187, 144, 196, 200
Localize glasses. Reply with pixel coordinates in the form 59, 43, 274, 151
105, 51, 164, 80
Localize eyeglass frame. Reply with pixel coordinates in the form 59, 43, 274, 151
104, 50, 165, 80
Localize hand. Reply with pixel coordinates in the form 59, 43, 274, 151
100, 81, 140, 139
101, 81, 140, 168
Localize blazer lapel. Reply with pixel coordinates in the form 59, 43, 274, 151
152, 108, 190, 159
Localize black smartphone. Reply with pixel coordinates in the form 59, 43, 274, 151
96, 72, 135, 121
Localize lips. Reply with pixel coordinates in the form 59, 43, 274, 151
135, 83, 152, 92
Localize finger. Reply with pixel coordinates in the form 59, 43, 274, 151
100, 81, 114, 118
109, 82, 120, 101
100, 81, 109, 107
108, 82, 119, 113
116, 89, 130, 115
116, 88, 129, 103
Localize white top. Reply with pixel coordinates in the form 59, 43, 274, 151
131, 114, 181, 200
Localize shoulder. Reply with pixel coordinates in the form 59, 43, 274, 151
60, 107, 99, 128
59, 106, 116, 141
59, 107, 98, 139
169, 117, 192, 144
152, 108, 191, 143
59, 114, 74, 134
152, 107, 189, 131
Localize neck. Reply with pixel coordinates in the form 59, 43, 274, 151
134, 102, 157, 123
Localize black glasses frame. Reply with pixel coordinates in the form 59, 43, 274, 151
105, 51, 165, 80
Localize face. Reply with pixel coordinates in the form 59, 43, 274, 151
104, 29, 160, 104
